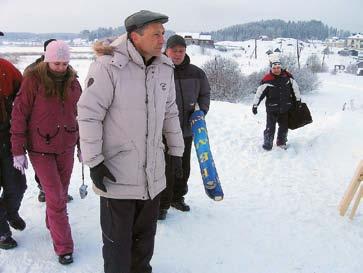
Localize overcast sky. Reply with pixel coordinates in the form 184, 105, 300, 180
1, 0, 362, 34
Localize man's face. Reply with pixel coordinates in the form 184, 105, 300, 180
166, 45, 186, 65
271, 63, 282, 76
131, 22, 165, 60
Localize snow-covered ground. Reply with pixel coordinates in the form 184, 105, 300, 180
1, 41, 363, 273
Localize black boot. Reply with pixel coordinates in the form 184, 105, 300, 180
67, 194, 73, 203
8, 214, 26, 231
171, 200, 190, 212
59, 253, 73, 265
0, 234, 17, 250
262, 143, 273, 151
38, 190, 46, 202
276, 140, 288, 150
276, 134, 288, 149
158, 209, 168, 220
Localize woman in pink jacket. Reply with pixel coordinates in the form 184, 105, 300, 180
10, 41, 81, 265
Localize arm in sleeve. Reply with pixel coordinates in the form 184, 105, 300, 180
77, 60, 115, 167
252, 83, 273, 106
11, 65, 22, 95
198, 70, 211, 114
163, 73, 184, 157
10, 77, 36, 156
290, 78, 301, 101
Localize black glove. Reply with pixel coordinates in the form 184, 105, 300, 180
170, 156, 183, 179
90, 162, 116, 192
296, 100, 302, 108
252, 105, 258, 115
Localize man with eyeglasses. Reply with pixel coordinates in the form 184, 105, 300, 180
252, 55, 301, 150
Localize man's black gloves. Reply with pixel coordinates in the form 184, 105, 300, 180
170, 156, 183, 179
252, 105, 258, 115
90, 162, 116, 192
296, 100, 302, 108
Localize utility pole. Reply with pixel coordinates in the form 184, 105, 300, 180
254, 38, 257, 59
296, 39, 301, 69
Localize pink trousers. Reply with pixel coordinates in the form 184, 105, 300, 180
29, 148, 74, 255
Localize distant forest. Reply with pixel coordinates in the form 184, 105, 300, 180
210, 20, 351, 41
2, 19, 351, 42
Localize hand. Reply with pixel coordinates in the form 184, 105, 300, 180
252, 105, 258, 115
170, 156, 183, 179
90, 162, 116, 192
296, 100, 302, 108
13, 155, 28, 175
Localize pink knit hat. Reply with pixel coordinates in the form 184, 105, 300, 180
44, 40, 70, 62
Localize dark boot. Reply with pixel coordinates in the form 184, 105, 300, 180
8, 214, 26, 231
276, 139, 287, 149
158, 209, 168, 220
171, 200, 190, 212
59, 253, 73, 265
0, 234, 17, 250
262, 143, 273, 150
38, 190, 46, 202
67, 194, 73, 203
276, 134, 288, 149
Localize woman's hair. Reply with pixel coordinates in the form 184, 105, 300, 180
24, 61, 76, 99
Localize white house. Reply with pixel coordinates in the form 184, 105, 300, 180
347, 34, 363, 50
177, 32, 214, 48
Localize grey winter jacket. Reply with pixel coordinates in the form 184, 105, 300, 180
77, 34, 184, 200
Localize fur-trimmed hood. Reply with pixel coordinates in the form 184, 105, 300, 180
92, 34, 173, 68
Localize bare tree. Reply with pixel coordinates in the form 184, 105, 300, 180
202, 56, 244, 102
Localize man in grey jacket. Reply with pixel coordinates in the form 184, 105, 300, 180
77, 10, 184, 273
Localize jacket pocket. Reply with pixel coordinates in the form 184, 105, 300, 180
154, 142, 165, 182
104, 142, 139, 185
64, 124, 79, 148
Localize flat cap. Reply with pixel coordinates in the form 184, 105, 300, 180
124, 10, 168, 33
166, 35, 186, 48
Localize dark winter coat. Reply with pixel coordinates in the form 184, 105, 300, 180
253, 69, 301, 113
173, 54, 210, 137
0, 58, 22, 155
11, 67, 81, 156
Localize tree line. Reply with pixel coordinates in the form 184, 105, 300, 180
210, 19, 350, 41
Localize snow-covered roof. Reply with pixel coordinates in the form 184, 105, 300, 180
177, 32, 212, 41
348, 33, 363, 39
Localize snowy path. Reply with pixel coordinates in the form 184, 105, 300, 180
1, 73, 363, 273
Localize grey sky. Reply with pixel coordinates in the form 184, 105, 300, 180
1, 0, 362, 33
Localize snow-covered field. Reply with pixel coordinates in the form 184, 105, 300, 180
0, 40, 363, 273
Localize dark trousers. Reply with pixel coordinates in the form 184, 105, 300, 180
264, 111, 289, 145
0, 152, 27, 236
100, 194, 160, 273
160, 136, 192, 210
